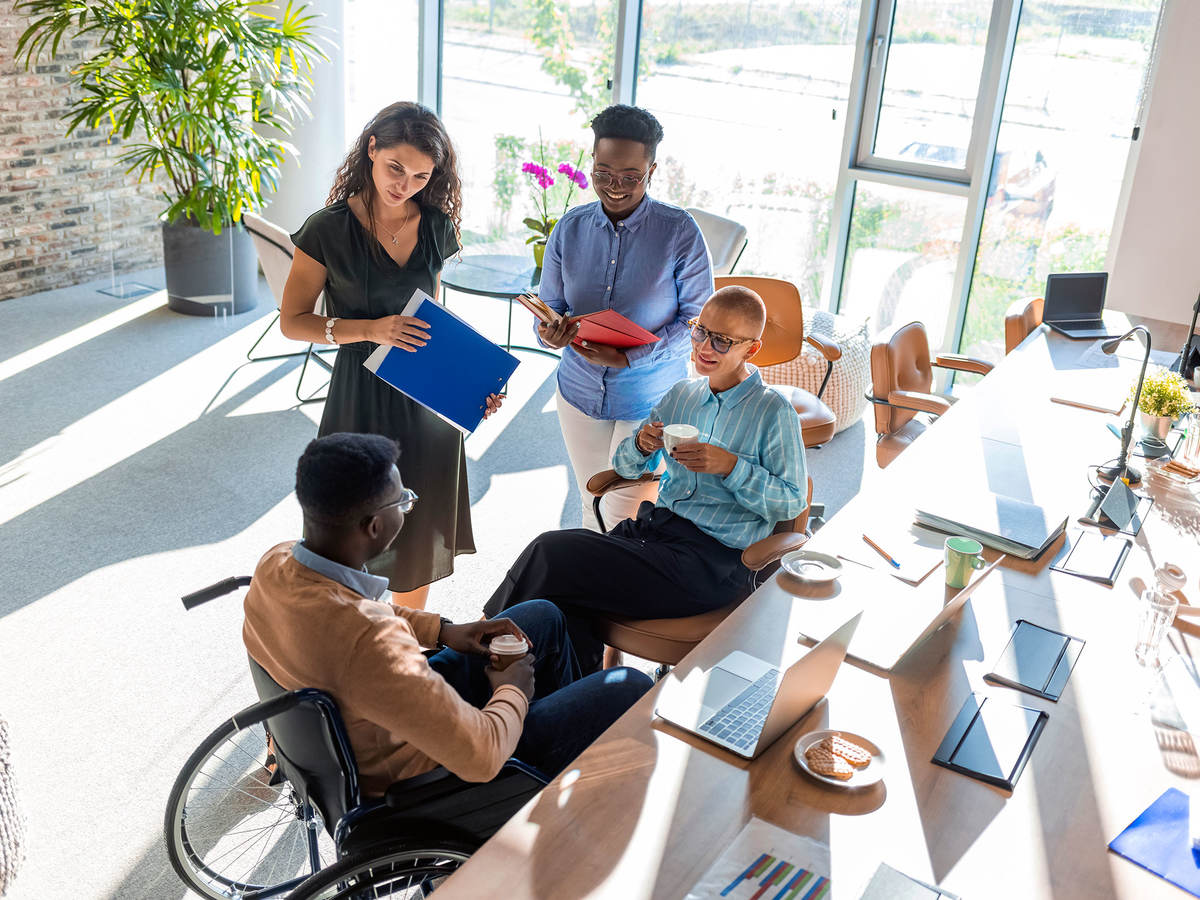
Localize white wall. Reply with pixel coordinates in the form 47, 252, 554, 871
261, 0, 347, 234
1107, 0, 1200, 327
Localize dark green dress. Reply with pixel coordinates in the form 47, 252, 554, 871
292, 200, 473, 591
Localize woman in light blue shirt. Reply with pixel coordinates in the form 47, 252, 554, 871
537, 105, 713, 531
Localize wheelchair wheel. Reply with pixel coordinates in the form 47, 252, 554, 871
164, 716, 335, 899
288, 840, 476, 899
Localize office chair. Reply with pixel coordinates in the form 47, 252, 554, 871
586, 474, 813, 672
241, 211, 335, 403
713, 275, 841, 448
867, 321, 993, 468
687, 208, 749, 275
1004, 296, 1044, 354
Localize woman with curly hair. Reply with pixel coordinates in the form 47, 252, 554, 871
280, 102, 496, 607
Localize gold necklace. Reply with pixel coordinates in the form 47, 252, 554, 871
378, 202, 412, 246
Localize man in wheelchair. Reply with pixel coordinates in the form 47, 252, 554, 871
484, 285, 809, 672
243, 432, 651, 797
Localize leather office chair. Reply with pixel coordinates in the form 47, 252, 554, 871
241, 211, 335, 403
586, 473, 813, 670
867, 321, 993, 468
1004, 296, 1044, 354
713, 275, 840, 448
687, 208, 748, 275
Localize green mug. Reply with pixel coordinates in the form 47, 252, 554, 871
945, 536, 986, 589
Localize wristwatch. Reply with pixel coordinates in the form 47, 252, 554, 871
436, 616, 453, 649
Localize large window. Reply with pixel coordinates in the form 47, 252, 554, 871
440, 0, 617, 246
840, 183, 966, 348
344, 0, 419, 144
958, 1, 1163, 363
636, 1, 862, 300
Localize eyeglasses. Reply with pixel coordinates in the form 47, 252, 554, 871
687, 319, 755, 355
368, 488, 419, 518
590, 170, 649, 190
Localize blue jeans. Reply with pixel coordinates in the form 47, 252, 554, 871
426, 599, 652, 778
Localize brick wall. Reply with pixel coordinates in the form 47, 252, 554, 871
0, 1, 162, 302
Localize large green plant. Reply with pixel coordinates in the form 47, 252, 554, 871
15, 0, 326, 233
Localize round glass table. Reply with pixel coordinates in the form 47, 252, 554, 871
440, 253, 558, 359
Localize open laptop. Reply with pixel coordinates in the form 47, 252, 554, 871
1043, 272, 1114, 339
653, 613, 861, 759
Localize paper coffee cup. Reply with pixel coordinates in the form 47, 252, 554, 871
663, 423, 700, 453
489, 634, 529, 670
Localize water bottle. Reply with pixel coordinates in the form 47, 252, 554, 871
1135, 562, 1188, 667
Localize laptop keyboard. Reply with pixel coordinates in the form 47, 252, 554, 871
698, 669, 780, 752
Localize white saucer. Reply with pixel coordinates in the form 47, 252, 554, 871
780, 550, 843, 584
793, 729, 886, 788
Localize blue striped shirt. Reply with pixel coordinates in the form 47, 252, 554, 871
611, 368, 808, 549
537, 196, 713, 420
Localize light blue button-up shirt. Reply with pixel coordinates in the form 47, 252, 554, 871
538, 196, 713, 421
611, 368, 808, 549
292, 540, 389, 600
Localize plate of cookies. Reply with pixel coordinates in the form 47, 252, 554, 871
794, 730, 885, 788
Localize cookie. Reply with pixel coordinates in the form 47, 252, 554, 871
804, 743, 854, 780
828, 735, 872, 768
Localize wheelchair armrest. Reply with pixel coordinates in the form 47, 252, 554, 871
804, 333, 842, 362
741, 530, 809, 572
586, 468, 660, 497
383, 766, 468, 810
934, 353, 993, 376
382, 759, 549, 812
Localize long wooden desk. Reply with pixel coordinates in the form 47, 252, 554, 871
438, 326, 1200, 899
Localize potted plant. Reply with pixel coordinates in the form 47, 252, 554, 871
1134, 367, 1196, 439
16, 0, 326, 315
519, 137, 587, 269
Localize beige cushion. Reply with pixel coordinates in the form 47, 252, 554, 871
760, 308, 870, 435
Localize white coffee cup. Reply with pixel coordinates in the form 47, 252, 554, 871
663, 423, 700, 453
489, 634, 529, 670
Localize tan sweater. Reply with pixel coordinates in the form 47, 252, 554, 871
242, 542, 528, 796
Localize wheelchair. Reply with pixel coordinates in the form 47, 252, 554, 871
165, 576, 548, 899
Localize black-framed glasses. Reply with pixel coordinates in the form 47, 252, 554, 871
368, 488, 419, 518
687, 319, 754, 355
590, 170, 649, 190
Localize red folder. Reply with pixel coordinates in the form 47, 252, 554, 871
572, 308, 659, 349
516, 294, 659, 349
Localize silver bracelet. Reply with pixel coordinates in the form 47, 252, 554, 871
324, 317, 339, 344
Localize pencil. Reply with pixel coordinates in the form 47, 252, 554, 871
862, 534, 901, 568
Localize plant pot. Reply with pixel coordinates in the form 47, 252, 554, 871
532, 241, 546, 270
163, 219, 259, 316
1140, 411, 1173, 440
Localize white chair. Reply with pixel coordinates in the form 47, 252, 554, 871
687, 207, 748, 275
241, 211, 334, 403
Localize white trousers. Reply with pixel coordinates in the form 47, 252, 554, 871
556, 389, 660, 532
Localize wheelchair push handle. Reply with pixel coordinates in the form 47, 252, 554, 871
181, 576, 252, 610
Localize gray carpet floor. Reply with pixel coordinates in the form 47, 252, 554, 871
0, 269, 877, 899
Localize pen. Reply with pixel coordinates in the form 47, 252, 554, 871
862, 534, 900, 568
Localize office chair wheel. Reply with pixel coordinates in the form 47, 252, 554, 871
165, 716, 335, 899
289, 840, 476, 899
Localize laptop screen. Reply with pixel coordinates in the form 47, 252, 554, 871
1044, 272, 1108, 322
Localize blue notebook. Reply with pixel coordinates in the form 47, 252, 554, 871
363, 290, 519, 434
1109, 788, 1200, 896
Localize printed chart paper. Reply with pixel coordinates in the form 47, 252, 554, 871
685, 817, 831, 900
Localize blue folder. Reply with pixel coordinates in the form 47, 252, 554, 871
1109, 788, 1200, 896
363, 290, 519, 434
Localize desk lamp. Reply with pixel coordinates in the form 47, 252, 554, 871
1097, 325, 1151, 487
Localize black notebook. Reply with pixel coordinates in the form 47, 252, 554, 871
1050, 528, 1131, 586
932, 693, 1048, 791
984, 619, 1085, 701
